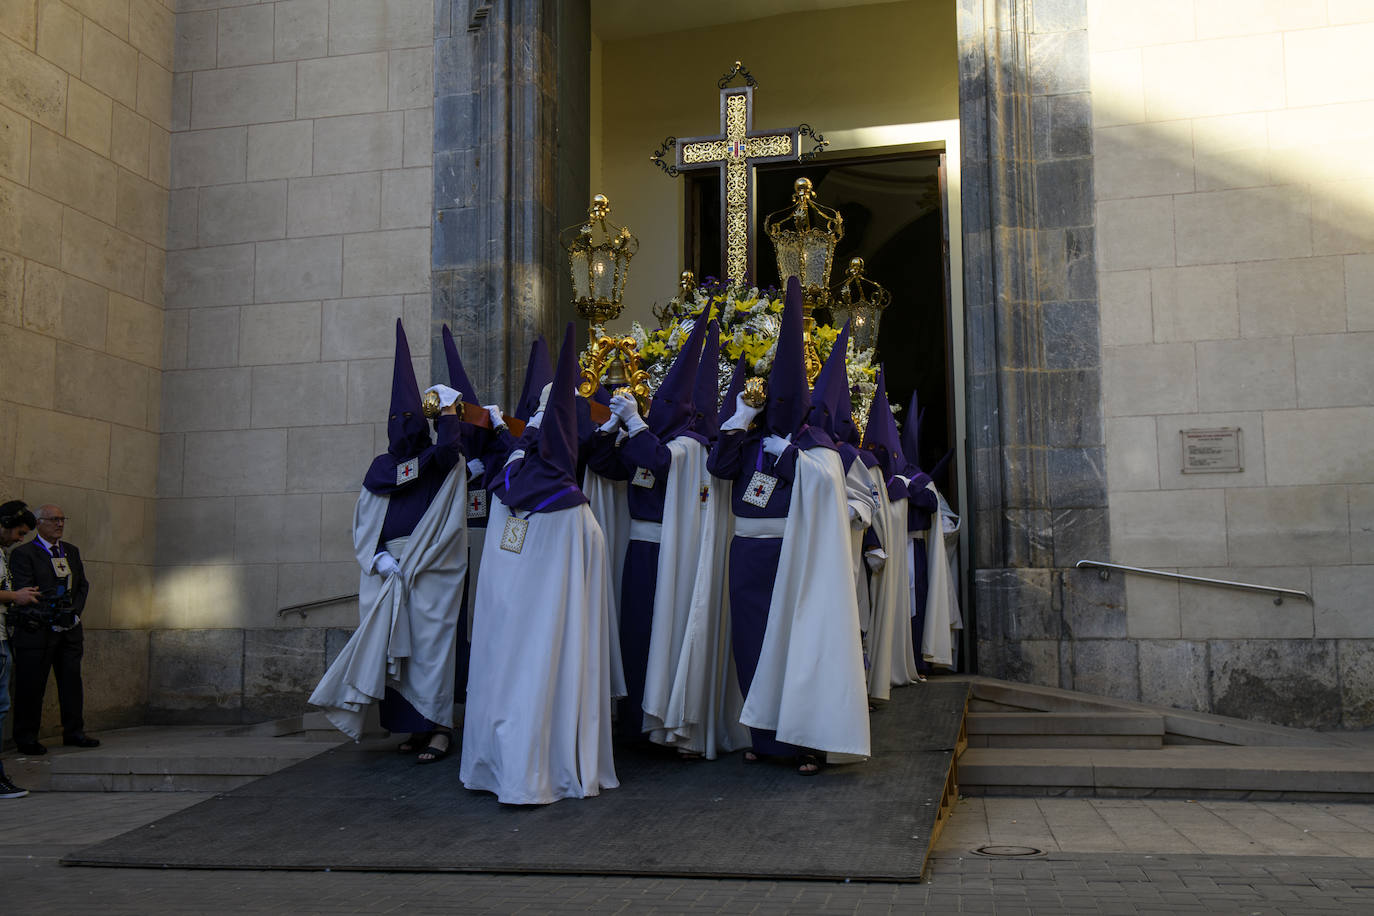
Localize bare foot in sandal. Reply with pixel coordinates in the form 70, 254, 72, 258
417, 730, 452, 765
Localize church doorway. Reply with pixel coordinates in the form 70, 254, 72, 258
684, 151, 956, 498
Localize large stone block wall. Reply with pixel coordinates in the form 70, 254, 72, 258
0, 1, 173, 727
1090, 2, 1374, 726
157, 0, 434, 641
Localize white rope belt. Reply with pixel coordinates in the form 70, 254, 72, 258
628, 519, 663, 543
733, 516, 786, 539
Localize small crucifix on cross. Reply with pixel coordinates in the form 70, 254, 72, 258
650, 62, 827, 286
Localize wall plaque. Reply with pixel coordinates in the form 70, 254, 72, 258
1180, 427, 1243, 474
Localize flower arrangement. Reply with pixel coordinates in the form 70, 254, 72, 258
624, 278, 881, 432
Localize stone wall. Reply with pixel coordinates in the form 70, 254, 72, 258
152, 0, 434, 714
0, 1, 175, 733
1090, 2, 1374, 726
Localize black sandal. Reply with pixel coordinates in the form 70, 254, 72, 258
397, 732, 430, 754
797, 754, 822, 776
417, 731, 452, 765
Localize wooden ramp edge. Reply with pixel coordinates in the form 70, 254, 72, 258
922, 684, 970, 875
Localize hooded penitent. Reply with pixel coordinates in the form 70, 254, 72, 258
900, 390, 930, 484
689, 318, 722, 442
648, 308, 710, 444
363, 320, 437, 494
514, 337, 553, 423
804, 320, 849, 439
502, 323, 589, 515
863, 368, 909, 503
764, 276, 811, 438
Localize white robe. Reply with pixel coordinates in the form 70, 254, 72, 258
645, 444, 749, 758
843, 458, 878, 636
460, 497, 619, 805
739, 447, 871, 759
582, 468, 629, 699
309, 465, 468, 739
913, 480, 963, 669
862, 464, 917, 700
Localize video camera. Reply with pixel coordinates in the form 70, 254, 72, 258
7, 589, 76, 632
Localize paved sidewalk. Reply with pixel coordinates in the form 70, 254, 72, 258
7, 791, 1374, 913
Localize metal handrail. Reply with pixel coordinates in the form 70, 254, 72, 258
277, 593, 358, 619
1075, 560, 1312, 606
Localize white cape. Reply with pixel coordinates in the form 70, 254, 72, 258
917, 481, 963, 669
459, 497, 619, 805
739, 447, 871, 759
862, 463, 917, 699
644, 441, 749, 758
843, 458, 878, 636
309, 465, 468, 739
583, 468, 628, 699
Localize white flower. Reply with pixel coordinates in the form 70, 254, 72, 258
630, 322, 647, 349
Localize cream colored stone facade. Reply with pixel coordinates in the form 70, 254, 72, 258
1092, 1, 1374, 646
0, 0, 172, 636
158, 0, 433, 632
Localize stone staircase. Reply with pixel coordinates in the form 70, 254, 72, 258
956, 676, 1374, 800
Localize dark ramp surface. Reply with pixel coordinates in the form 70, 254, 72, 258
64, 682, 968, 881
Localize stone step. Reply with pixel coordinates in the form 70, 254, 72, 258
965, 712, 1164, 749
958, 746, 1374, 800
4, 725, 341, 792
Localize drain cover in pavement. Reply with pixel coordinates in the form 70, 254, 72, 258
974, 845, 1044, 857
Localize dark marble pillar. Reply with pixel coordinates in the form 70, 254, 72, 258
432, 0, 589, 407
957, 0, 1121, 694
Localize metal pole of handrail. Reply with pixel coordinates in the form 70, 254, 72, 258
277, 593, 359, 619
1074, 560, 1312, 605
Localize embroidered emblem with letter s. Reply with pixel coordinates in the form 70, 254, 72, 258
500, 516, 528, 553
396, 457, 419, 486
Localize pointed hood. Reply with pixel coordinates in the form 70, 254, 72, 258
514, 337, 552, 422
804, 321, 850, 439
649, 309, 709, 442
386, 318, 431, 459
765, 276, 810, 436
441, 324, 480, 405
863, 367, 908, 501
717, 355, 749, 429
502, 323, 588, 514
690, 318, 722, 441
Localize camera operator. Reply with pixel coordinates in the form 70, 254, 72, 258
1, 500, 41, 797
8, 504, 99, 755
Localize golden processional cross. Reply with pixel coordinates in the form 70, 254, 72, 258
651, 62, 827, 285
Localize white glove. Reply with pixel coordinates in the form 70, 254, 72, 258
761, 433, 791, 458
373, 552, 401, 577
849, 502, 872, 529
865, 548, 887, 572
612, 394, 648, 436
484, 404, 505, 428
525, 409, 543, 430
598, 414, 622, 434
720, 393, 761, 432
467, 457, 485, 477
425, 384, 460, 407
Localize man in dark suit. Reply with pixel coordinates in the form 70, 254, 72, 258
8, 504, 99, 755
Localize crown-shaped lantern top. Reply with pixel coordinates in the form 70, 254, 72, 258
831, 256, 892, 354
562, 194, 639, 327
764, 177, 844, 303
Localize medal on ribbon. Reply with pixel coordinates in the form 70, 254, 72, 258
500, 516, 528, 554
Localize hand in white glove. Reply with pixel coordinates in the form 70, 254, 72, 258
484, 404, 505, 429
864, 548, 887, 572
467, 457, 486, 477
525, 409, 543, 430
598, 413, 622, 434
611, 394, 648, 436
761, 433, 792, 458
720, 392, 761, 432
373, 552, 401, 577
425, 384, 461, 408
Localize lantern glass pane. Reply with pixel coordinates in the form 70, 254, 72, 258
570, 249, 590, 298
802, 230, 833, 288
591, 249, 615, 300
